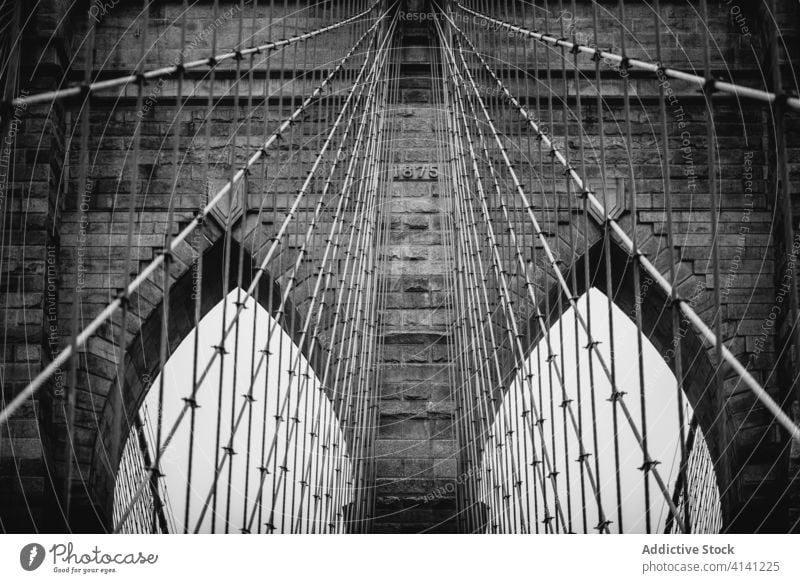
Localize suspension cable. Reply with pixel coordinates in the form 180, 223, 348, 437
0, 10, 391, 429
453, 2, 800, 111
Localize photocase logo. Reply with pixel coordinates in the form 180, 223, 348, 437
19, 543, 46, 571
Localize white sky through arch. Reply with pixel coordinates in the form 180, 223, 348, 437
114, 288, 353, 534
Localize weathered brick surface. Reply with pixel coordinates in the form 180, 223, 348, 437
2, 0, 800, 534
3, 0, 378, 532
0, 0, 78, 532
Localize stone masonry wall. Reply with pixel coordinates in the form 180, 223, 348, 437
2, 0, 800, 533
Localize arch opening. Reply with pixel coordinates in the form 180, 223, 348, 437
112, 288, 354, 534
480, 288, 723, 533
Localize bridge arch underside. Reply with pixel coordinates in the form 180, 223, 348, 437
4, 0, 800, 536
496, 236, 794, 533
69, 231, 335, 533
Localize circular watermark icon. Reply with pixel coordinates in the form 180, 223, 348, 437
19, 543, 46, 571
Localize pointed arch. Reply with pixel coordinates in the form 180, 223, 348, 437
482, 286, 723, 533
112, 287, 354, 534
88, 235, 336, 531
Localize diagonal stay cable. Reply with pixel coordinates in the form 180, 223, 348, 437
440, 60, 546, 531
442, 34, 610, 533
0, 11, 391, 430
439, 16, 566, 531
261, 42, 394, 531
437, 5, 687, 531
111, 12, 394, 533
443, 8, 800, 448
437, 13, 592, 533
189, 26, 395, 533
441, 44, 548, 532
290, 42, 396, 531
5, 1, 381, 110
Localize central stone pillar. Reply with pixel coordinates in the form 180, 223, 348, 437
371, 12, 459, 533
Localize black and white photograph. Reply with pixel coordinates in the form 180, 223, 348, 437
0, 0, 799, 580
